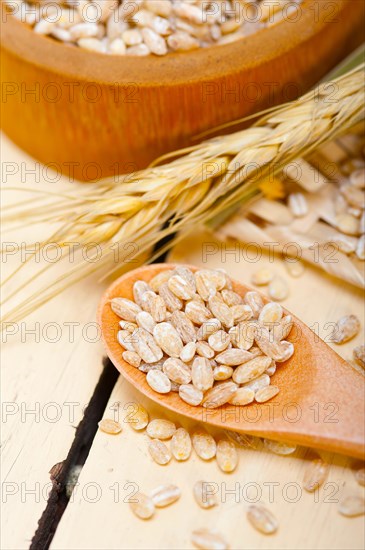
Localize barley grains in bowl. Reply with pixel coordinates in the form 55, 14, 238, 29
9, 0, 304, 56
110, 265, 295, 409
3, 1, 364, 180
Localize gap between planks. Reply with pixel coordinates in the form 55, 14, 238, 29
28, 236, 173, 550
30, 358, 119, 550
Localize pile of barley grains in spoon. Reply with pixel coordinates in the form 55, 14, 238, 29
112, 266, 295, 408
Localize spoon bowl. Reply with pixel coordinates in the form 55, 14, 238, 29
98, 263, 365, 458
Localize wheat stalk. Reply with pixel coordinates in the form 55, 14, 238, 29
1, 65, 364, 325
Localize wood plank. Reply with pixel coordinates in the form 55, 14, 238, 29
51, 231, 365, 550
0, 134, 108, 549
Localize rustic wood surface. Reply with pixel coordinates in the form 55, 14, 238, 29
1, 0, 364, 180
0, 135, 107, 549
1, 132, 365, 550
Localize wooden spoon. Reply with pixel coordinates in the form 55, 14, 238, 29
98, 263, 365, 458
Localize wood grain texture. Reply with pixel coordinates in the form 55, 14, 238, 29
1, 0, 364, 180
99, 263, 365, 458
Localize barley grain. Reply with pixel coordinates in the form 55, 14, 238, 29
192, 357, 214, 392
149, 294, 167, 322
70, 22, 99, 40
251, 268, 274, 286
255, 385, 280, 403
216, 439, 238, 472
117, 329, 136, 352
142, 27, 168, 55
232, 356, 272, 384
247, 503, 278, 534
266, 361, 277, 376
192, 430, 217, 460
150, 484, 181, 507
119, 320, 137, 332
263, 439, 297, 455
270, 315, 293, 341
180, 341, 197, 362
122, 350, 141, 368
353, 345, 365, 368
153, 322, 183, 357
215, 348, 254, 366
213, 365, 234, 381
163, 357, 192, 384
224, 430, 262, 449
202, 381, 238, 408
268, 277, 289, 301
244, 291, 264, 318
209, 296, 234, 328
338, 495, 365, 517
191, 529, 228, 550
159, 282, 183, 312
229, 386, 255, 406
303, 458, 329, 491
167, 31, 199, 51
174, 266, 196, 289
133, 327, 164, 363
146, 369, 171, 394
146, 419, 176, 440
98, 418, 122, 435
186, 300, 213, 325
136, 311, 156, 333
129, 492, 155, 519
77, 37, 106, 52
126, 43, 150, 56
231, 304, 253, 322
150, 271, 174, 292
331, 315, 361, 344
221, 289, 243, 306
148, 439, 172, 465
208, 330, 231, 352
133, 280, 152, 307
193, 480, 218, 509
243, 373, 270, 393
229, 322, 257, 351
179, 384, 203, 406
168, 274, 195, 300
170, 310, 197, 343
196, 340, 215, 359
197, 319, 222, 340
355, 468, 365, 486
139, 361, 163, 373
284, 259, 305, 278
127, 404, 149, 430
259, 303, 283, 325
111, 297, 141, 321
171, 427, 192, 461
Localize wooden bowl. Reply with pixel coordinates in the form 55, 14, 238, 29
1, 0, 364, 181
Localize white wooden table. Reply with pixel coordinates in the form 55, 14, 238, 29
1, 134, 364, 550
